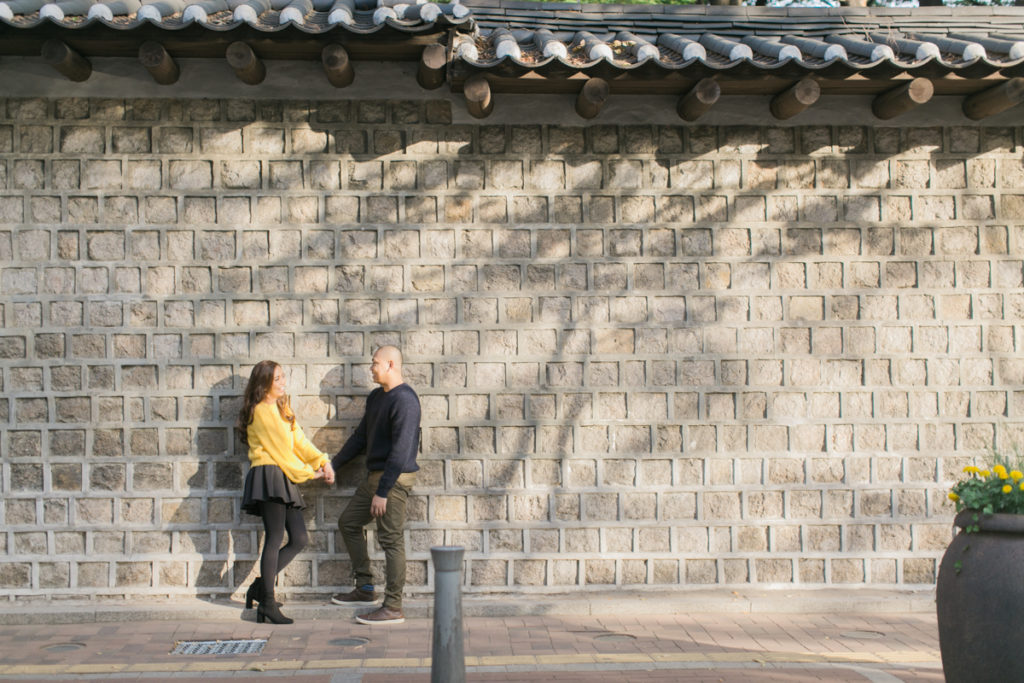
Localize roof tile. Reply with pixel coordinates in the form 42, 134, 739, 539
1, 0, 1022, 86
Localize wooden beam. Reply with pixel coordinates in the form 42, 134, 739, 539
464, 74, 493, 119
575, 77, 609, 119
138, 41, 179, 85
677, 78, 720, 121
770, 78, 820, 120
963, 78, 1024, 120
226, 41, 265, 85
41, 39, 91, 82
676, 79, 720, 121
417, 44, 446, 90
321, 43, 354, 88
872, 78, 933, 119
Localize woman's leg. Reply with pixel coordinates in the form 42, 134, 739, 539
276, 506, 309, 575
255, 500, 303, 625
258, 500, 288, 588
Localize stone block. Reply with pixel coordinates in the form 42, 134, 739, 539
512, 560, 545, 586
61, 126, 104, 153
624, 493, 656, 520
584, 559, 615, 585
0, 563, 32, 588
686, 559, 717, 584
169, 160, 212, 189
903, 558, 935, 584
830, 558, 864, 584
755, 558, 793, 583
703, 492, 740, 520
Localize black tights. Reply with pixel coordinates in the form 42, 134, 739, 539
258, 500, 308, 597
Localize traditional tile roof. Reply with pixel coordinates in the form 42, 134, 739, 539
1, 0, 1022, 120
0, 0, 472, 35
458, 4, 1024, 81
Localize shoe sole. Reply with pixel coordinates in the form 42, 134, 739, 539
355, 615, 405, 625
330, 597, 378, 605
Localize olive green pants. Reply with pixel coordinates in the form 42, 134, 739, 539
338, 471, 416, 611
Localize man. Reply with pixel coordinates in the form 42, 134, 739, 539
331, 345, 420, 625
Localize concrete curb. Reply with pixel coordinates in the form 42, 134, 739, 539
0, 588, 936, 625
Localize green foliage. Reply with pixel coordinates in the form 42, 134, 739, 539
949, 450, 1024, 520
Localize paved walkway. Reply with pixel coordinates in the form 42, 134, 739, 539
0, 592, 942, 682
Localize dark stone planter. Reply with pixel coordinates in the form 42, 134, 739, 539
936, 510, 1024, 683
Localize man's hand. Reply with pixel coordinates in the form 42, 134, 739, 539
370, 494, 388, 517
321, 462, 335, 485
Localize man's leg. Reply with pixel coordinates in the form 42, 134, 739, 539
338, 476, 376, 590
375, 473, 415, 611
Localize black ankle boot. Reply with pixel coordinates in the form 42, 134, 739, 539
256, 599, 293, 625
245, 578, 283, 609
245, 579, 262, 609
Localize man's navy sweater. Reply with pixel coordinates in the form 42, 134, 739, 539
332, 383, 420, 498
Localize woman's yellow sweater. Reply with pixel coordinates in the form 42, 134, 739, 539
246, 402, 328, 483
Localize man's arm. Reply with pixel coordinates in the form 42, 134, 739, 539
331, 410, 368, 474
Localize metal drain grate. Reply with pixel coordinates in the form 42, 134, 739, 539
172, 639, 267, 656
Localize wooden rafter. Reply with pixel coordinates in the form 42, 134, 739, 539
676, 78, 720, 121
41, 39, 91, 82
963, 78, 1024, 120
226, 41, 266, 85
575, 78, 609, 119
322, 43, 355, 88
139, 41, 179, 85
417, 44, 446, 90
464, 74, 493, 119
872, 78, 934, 119
770, 78, 820, 120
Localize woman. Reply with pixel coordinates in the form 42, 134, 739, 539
237, 360, 334, 624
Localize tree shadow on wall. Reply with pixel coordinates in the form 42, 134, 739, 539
167, 371, 242, 605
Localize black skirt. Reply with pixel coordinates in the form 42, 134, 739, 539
241, 465, 306, 515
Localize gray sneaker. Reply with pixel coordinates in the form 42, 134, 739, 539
355, 606, 405, 625
330, 588, 378, 605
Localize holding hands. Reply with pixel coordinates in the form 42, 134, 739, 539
317, 461, 335, 485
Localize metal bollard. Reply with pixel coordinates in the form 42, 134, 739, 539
430, 546, 466, 683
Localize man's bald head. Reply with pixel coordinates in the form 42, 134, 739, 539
371, 346, 404, 391
375, 345, 403, 368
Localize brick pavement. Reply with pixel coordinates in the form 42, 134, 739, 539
0, 604, 942, 682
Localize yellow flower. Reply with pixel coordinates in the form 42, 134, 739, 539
1019, 482, 1024, 491
995, 464, 1008, 475
964, 466, 980, 474
1000, 471, 1010, 480
948, 492, 960, 501
1012, 471, 1023, 481
982, 470, 992, 477
1003, 484, 1013, 494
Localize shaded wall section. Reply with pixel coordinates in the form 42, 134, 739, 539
0, 96, 1022, 600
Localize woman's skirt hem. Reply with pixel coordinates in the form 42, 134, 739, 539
241, 465, 305, 515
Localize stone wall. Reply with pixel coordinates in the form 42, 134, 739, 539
1, 96, 1022, 600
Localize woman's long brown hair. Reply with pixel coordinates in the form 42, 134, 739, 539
236, 360, 295, 446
